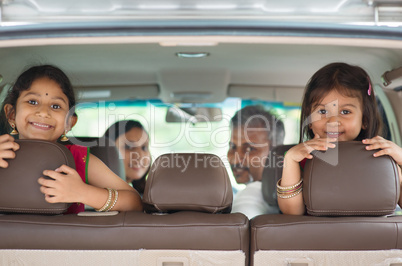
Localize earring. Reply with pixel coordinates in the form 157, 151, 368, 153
10, 123, 18, 135
60, 130, 69, 142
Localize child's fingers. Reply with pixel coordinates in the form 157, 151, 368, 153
362, 136, 385, 144
42, 170, 59, 180
0, 134, 15, 143
0, 141, 19, 152
45, 194, 60, 204
304, 139, 336, 152
12, 142, 19, 151
364, 139, 391, 151
0, 135, 19, 151
372, 148, 391, 158
0, 159, 9, 168
38, 177, 56, 188
42, 168, 69, 180
38, 179, 66, 203
304, 143, 326, 152
0, 145, 18, 168
0, 150, 16, 160
54, 164, 75, 175
39, 184, 56, 195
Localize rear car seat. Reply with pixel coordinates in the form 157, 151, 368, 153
0, 143, 249, 266
261, 144, 295, 208
253, 142, 402, 266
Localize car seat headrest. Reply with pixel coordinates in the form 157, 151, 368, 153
143, 153, 233, 214
0, 139, 75, 214
261, 144, 295, 206
87, 138, 125, 180
303, 141, 400, 216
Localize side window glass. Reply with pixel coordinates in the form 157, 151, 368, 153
376, 97, 391, 140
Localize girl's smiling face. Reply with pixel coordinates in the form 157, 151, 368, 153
8, 77, 70, 142
310, 90, 364, 142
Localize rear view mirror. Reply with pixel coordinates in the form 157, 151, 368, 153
166, 106, 222, 123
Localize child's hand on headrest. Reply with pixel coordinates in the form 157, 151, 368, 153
0, 134, 20, 168
38, 165, 85, 204
286, 134, 337, 162
363, 136, 402, 166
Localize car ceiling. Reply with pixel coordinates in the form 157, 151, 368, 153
2, 0, 402, 25
1, 20, 402, 104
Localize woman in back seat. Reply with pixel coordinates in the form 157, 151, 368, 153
104, 120, 151, 195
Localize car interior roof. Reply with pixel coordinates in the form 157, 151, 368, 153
1, 34, 402, 104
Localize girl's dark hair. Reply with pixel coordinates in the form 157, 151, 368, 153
300, 62, 382, 142
0, 65, 76, 135
104, 120, 150, 194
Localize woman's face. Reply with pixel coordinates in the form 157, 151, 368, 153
116, 127, 151, 183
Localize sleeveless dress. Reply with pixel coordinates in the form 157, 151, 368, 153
64, 145, 90, 214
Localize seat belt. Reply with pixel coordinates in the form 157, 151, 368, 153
382, 66, 402, 86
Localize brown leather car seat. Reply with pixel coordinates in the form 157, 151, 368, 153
261, 144, 295, 207
253, 142, 402, 266
303, 141, 399, 216
143, 153, 233, 213
0, 139, 75, 214
0, 149, 249, 266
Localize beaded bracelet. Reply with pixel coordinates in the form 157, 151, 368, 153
96, 188, 113, 212
277, 187, 303, 199
277, 178, 303, 191
276, 178, 303, 199
106, 189, 119, 211
104, 189, 116, 211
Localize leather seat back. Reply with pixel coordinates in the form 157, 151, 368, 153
0, 151, 249, 265
0, 139, 75, 214
252, 141, 402, 266
143, 153, 233, 213
261, 144, 294, 207
304, 141, 400, 216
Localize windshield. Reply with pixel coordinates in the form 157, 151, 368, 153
1, 0, 402, 26
71, 98, 301, 191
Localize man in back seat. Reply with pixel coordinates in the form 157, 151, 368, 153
227, 105, 285, 219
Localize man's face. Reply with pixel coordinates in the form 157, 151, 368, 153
227, 125, 270, 184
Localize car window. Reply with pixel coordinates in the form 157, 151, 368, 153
71, 97, 301, 190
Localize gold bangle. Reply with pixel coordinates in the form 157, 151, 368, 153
104, 189, 116, 211
106, 189, 118, 211
277, 178, 303, 199
277, 188, 303, 199
96, 188, 113, 212
277, 178, 303, 191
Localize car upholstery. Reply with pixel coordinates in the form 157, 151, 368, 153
0, 141, 249, 265
0, 140, 75, 214
255, 143, 402, 265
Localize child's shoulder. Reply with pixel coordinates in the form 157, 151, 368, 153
64, 144, 89, 156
